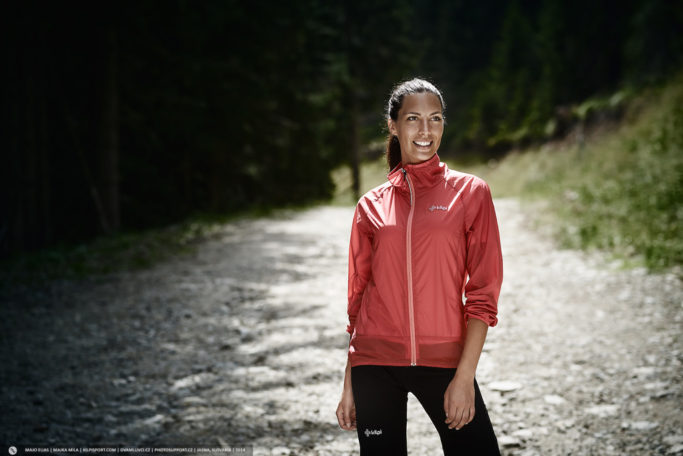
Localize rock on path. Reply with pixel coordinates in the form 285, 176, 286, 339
1, 199, 681, 456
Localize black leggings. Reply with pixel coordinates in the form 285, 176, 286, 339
351, 365, 500, 456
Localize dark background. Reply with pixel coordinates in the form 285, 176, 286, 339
3, 0, 682, 257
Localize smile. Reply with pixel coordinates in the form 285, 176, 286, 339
413, 141, 432, 147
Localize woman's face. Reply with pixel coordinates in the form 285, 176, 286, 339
388, 92, 444, 165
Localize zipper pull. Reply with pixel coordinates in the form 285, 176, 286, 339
401, 168, 409, 187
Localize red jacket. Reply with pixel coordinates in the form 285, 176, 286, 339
346, 153, 503, 368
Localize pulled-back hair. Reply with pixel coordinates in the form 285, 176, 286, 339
385, 78, 446, 171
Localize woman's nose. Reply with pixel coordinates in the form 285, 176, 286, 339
419, 119, 429, 133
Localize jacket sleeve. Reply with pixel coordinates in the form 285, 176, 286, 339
463, 179, 503, 327
346, 203, 373, 336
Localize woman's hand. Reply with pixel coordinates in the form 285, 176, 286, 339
443, 374, 475, 430
336, 387, 357, 431
337, 355, 357, 430
443, 318, 488, 430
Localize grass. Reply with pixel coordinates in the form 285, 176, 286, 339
330, 157, 390, 206
0, 214, 222, 291
0, 202, 321, 291
478, 76, 683, 272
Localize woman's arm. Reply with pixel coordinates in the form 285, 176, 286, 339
443, 318, 488, 430
338, 203, 372, 431
336, 351, 357, 430
443, 179, 503, 430
346, 205, 373, 337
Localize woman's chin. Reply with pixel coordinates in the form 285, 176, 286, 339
404, 150, 436, 164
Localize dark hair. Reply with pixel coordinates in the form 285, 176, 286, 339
385, 78, 446, 171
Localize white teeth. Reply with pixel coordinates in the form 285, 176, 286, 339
414, 141, 431, 147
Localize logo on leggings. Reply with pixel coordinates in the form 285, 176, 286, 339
364, 428, 383, 437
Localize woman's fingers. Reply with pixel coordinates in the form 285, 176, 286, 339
444, 377, 476, 429
457, 407, 472, 430
452, 408, 466, 430
450, 407, 466, 429
467, 406, 475, 423
336, 399, 357, 431
349, 405, 357, 429
335, 402, 346, 428
336, 402, 351, 430
445, 405, 476, 429
444, 402, 461, 426
346, 403, 357, 430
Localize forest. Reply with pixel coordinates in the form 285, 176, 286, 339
3, 0, 682, 259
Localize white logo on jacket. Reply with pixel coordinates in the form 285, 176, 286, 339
364, 428, 383, 437
428, 204, 448, 212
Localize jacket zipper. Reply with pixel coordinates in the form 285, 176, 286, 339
402, 168, 417, 366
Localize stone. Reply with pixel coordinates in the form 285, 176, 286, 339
180, 396, 207, 406
498, 435, 522, 447
488, 381, 522, 392
543, 394, 566, 405
585, 404, 619, 417
622, 421, 658, 431
663, 435, 683, 446
512, 429, 534, 440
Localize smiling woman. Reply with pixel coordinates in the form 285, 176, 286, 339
385, 78, 446, 170
336, 78, 503, 455
388, 90, 444, 166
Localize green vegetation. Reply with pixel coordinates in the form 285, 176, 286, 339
0, 203, 317, 290
478, 76, 683, 271
333, 76, 683, 272
470, 78, 683, 270
331, 156, 389, 206
0, 213, 224, 289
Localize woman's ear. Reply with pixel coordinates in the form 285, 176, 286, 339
387, 118, 397, 136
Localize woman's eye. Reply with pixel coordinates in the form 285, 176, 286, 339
407, 116, 417, 121
431, 116, 442, 122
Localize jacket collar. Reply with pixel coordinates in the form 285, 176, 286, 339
387, 153, 446, 191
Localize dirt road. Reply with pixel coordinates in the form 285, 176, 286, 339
1, 200, 681, 455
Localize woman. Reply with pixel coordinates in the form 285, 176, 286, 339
335, 78, 503, 455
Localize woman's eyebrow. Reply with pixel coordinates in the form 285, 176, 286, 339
404, 111, 442, 116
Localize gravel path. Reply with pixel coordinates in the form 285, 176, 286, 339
1, 199, 681, 455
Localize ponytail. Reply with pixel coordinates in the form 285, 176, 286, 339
386, 135, 402, 171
